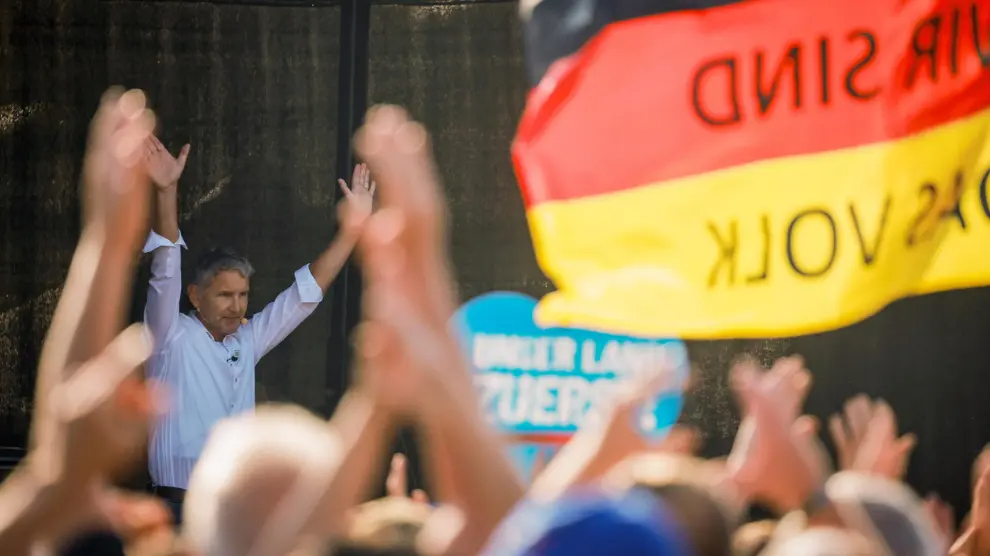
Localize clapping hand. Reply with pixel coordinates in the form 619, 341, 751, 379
727, 356, 825, 513
3, 88, 170, 552
828, 395, 916, 480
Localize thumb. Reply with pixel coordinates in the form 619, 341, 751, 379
412, 489, 429, 504
176, 144, 191, 169
387, 453, 408, 497
793, 415, 820, 441
657, 425, 699, 455
53, 324, 152, 420
896, 433, 918, 458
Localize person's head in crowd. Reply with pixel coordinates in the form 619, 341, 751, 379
761, 528, 881, 556
824, 471, 944, 556
763, 471, 943, 556
731, 520, 776, 556
326, 546, 420, 556
483, 485, 693, 556
345, 496, 431, 551
183, 404, 341, 556
187, 247, 254, 340
604, 453, 741, 556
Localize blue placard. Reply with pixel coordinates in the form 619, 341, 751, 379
452, 292, 689, 481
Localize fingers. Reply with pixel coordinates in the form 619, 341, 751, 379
349, 163, 376, 193
411, 489, 429, 504
352, 162, 366, 188
729, 359, 762, 415
793, 366, 812, 404
828, 414, 851, 466
88, 87, 126, 150
387, 453, 409, 498
100, 489, 174, 533
176, 144, 191, 169
658, 425, 699, 455
355, 105, 443, 233
846, 394, 872, 441
52, 324, 153, 421
85, 89, 155, 184
977, 463, 990, 504
112, 98, 156, 169
338, 178, 354, 198
615, 357, 678, 409
869, 400, 897, 440
895, 433, 917, 460
793, 415, 820, 441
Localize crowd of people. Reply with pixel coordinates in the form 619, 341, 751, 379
0, 87, 988, 556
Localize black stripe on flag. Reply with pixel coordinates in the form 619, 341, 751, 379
523, 0, 751, 86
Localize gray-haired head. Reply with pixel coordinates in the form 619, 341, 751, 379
192, 247, 254, 289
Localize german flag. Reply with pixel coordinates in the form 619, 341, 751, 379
513, 0, 990, 339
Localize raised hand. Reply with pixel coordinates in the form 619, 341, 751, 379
354, 106, 523, 552
829, 394, 872, 471
582, 359, 696, 461
338, 162, 377, 234
81, 88, 157, 252
951, 459, 990, 556
726, 356, 826, 513
528, 359, 698, 502
829, 395, 916, 480
144, 135, 190, 190
2, 88, 165, 552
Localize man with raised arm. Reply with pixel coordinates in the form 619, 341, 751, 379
141, 138, 374, 522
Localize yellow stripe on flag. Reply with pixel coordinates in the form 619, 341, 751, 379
529, 108, 990, 339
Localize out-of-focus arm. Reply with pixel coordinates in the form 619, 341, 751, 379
415, 371, 525, 555
318, 392, 396, 536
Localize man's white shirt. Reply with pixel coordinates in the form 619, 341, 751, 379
143, 231, 323, 489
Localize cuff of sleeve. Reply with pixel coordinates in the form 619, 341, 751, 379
143, 231, 187, 254
294, 265, 324, 303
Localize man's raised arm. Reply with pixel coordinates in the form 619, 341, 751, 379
143, 137, 190, 350
248, 163, 375, 361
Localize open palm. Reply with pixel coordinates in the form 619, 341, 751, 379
145, 136, 190, 189
338, 163, 376, 232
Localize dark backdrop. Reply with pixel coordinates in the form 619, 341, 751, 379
2, 0, 990, 516
1, 0, 342, 440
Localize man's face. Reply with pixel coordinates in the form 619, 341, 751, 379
188, 270, 250, 340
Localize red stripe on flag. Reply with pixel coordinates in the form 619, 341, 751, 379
514, 0, 990, 205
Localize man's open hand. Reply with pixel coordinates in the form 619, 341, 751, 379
145, 135, 190, 190
338, 162, 376, 234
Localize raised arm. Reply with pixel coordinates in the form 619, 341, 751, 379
311, 162, 375, 292
247, 163, 375, 360
143, 137, 190, 350
355, 108, 524, 555
3, 88, 161, 553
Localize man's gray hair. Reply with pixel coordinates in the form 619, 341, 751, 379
192, 247, 255, 288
